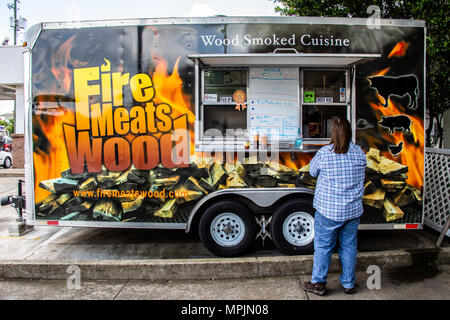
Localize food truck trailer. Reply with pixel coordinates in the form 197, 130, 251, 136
21, 16, 426, 257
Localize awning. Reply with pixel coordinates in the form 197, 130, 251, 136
0, 85, 16, 100
189, 53, 381, 67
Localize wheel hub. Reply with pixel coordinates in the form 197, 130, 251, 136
210, 212, 246, 247
294, 222, 304, 233
282, 212, 314, 246
222, 222, 234, 235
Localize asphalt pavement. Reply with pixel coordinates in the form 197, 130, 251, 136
1, 265, 449, 300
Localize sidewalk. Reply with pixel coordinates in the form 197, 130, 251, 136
1, 264, 449, 300
0, 168, 24, 177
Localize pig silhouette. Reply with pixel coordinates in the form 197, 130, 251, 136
379, 115, 412, 134
369, 75, 418, 109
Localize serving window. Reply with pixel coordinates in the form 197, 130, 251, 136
196, 65, 351, 150
191, 52, 380, 151
201, 68, 248, 137
302, 105, 348, 138
301, 69, 349, 143
303, 70, 347, 104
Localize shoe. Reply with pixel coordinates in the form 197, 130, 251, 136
302, 281, 327, 296
343, 286, 356, 294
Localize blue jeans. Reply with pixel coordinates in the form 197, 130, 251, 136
311, 212, 360, 289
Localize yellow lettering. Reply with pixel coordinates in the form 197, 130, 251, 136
114, 107, 130, 135
100, 58, 112, 103
130, 73, 154, 102
145, 102, 157, 133
156, 103, 172, 132
130, 106, 147, 134
101, 72, 112, 103
74, 67, 100, 131
91, 103, 113, 137
112, 72, 130, 107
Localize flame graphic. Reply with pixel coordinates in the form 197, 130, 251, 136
388, 41, 410, 58
280, 152, 313, 170
37, 36, 420, 205
369, 67, 391, 77
362, 40, 423, 190
151, 57, 195, 154
50, 35, 90, 93
152, 58, 195, 123
369, 97, 424, 189
34, 52, 196, 202
50, 36, 75, 93
34, 106, 74, 202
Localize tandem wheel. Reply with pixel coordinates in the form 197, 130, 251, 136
198, 200, 257, 257
269, 198, 315, 255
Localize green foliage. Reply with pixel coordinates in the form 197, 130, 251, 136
274, 0, 450, 147
0, 118, 14, 135
274, 0, 438, 18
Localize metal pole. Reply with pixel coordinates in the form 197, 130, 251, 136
13, 0, 17, 45
17, 179, 24, 221
436, 216, 450, 248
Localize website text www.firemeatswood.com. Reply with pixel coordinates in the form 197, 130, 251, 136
73, 188, 189, 200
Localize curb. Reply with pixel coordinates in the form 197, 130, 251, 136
2, 247, 448, 281
0, 171, 25, 178
436, 247, 450, 265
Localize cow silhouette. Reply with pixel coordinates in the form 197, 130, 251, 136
379, 115, 412, 134
388, 141, 404, 157
369, 75, 418, 109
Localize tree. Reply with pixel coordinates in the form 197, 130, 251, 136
0, 118, 14, 135
274, 0, 450, 148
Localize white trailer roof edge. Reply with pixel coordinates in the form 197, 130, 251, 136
25, 16, 426, 50
29, 16, 425, 33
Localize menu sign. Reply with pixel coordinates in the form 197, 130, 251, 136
248, 67, 299, 141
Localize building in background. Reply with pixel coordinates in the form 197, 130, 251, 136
0, 45, 24, 168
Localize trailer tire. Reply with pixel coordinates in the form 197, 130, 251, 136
270, 198, 315, 255
199, 200, 256, 257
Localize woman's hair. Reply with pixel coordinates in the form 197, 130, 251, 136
329, 116, 352, 154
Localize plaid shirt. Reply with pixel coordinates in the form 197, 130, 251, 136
309, 142, 367, 221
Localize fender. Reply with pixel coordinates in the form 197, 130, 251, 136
185, 187, 314, 232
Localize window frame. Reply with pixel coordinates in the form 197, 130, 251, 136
194, 64, 353, 151
300, 68, 351, 145
198, 67, 249, 148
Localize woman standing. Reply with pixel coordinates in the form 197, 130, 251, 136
302, 116, 366, 296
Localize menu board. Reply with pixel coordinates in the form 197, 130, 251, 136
248, 67, 299, 141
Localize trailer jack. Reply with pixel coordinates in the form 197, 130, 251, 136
1, 179, 33, 236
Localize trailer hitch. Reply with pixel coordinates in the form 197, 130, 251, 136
1, 179, 26, 222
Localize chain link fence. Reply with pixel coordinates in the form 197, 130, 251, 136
424, 148, 450, 237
